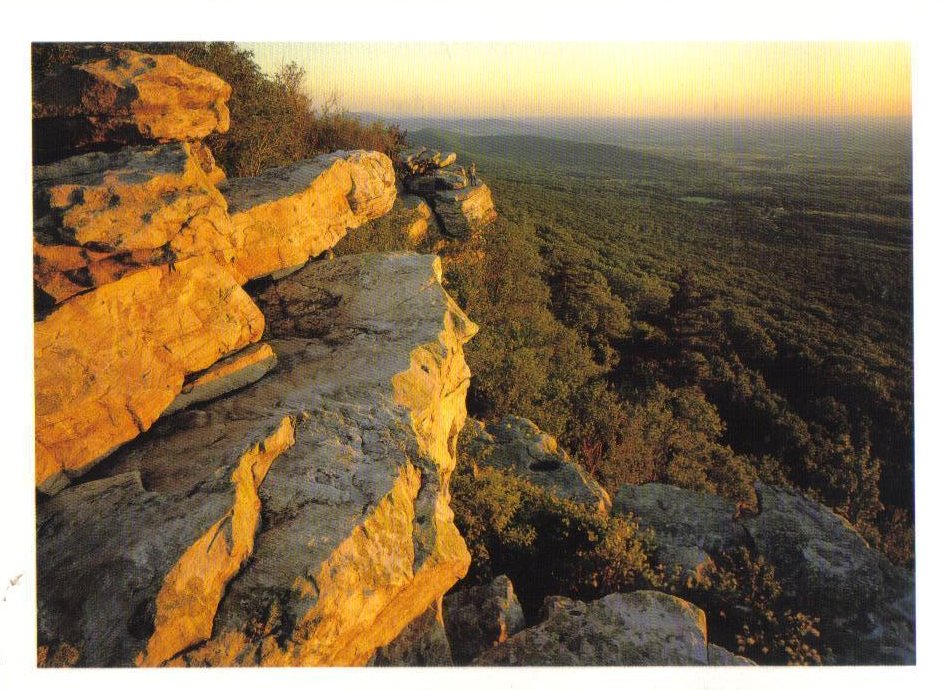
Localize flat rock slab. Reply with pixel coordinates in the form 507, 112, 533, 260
34, 256, 264, 494
37, 252, 477, 667
162, 341, 277, 416
33, 48, 231, 163
34, 143, 234, 304
463, 416, 611, 513
220, 150, 396, 281
472, 591, 747, 666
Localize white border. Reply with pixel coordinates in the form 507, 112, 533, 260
2, 2, 940, 689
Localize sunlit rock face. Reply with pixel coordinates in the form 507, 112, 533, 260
33, 142, 236, 304
36, 253, 478, 667
220, 150, 397, 281
33, 48, 232, 163
34, 256, 265, 494
33, 146, 398, 306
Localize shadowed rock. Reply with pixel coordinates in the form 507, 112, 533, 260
368, 603, 453, 666
472, 591, 750, 666
462, 416, 611, 513
612, 481, 915, 664
443, 575, 526, 664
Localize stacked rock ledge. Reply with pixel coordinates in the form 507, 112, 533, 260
37, 253, 478, 666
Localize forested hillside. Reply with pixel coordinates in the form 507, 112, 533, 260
426, 125, 913, 566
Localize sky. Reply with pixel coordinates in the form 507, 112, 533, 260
241, 42, 911, 120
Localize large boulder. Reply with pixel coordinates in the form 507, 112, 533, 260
612, 481, 916, 664
443, 575, 526, 664
220, 150, 396, 281
472, 591, 750, 666
37, 252, 478, 667
462, 416, 611, 513
34, 256, 264, 494
432, 182, 497, 238
612, 483, 746, 576
742, 483, 914, 664
33, 48, 231, 163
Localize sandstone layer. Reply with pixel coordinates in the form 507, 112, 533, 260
34, 147, 396, 306
462, 416, 611, 513
33, 48, 231, 163
221, 150, 396, 281
34, 256, 264, 494
472, 591, 751, 666
34, 142, 235, 304
612, 481, 915, 664
37, 252, 477, 667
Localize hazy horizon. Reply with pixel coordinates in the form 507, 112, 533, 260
242, 42, 911, 120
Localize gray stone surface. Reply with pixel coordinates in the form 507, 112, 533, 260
472, 590, 739, 666
462, 416, 611, 512
611, 481, 915, 664
368, 604, 453, 666
443, 575, 526, 664
613, 482, 746, 575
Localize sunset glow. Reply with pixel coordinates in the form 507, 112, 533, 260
242, 42, 911, 119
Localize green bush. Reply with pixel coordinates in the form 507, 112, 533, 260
450, 428, 659, 618
669, 546, 824, 665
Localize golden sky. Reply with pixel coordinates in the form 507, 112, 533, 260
243, 42, 909, 119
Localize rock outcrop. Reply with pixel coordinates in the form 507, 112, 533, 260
162, 342, 277, 416
462, 416, 611, 513
33, 48, 231, 163
613, 483, 745, 577
37, 252, 477, 666
34, 146, 397, 306
612, 481, 915, 664
397, 147, 496, 238
442, 575, 526, 664
34, 257, 264, 494
33, 142, 235, 304
472, 591, 751, 666
220, 151, 396, 280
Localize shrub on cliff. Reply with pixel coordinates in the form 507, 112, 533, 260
450, 428, 659, 618
668, 547, 824, 665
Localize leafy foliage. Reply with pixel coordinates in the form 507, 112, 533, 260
31, 42, 407, 177
668, 547, 824, 665
433, 122, 912, 567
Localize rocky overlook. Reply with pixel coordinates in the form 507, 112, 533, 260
32, 47, 913, 668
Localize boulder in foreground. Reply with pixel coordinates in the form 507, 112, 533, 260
472, 591, 751, 666
443, 575, 526, 664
